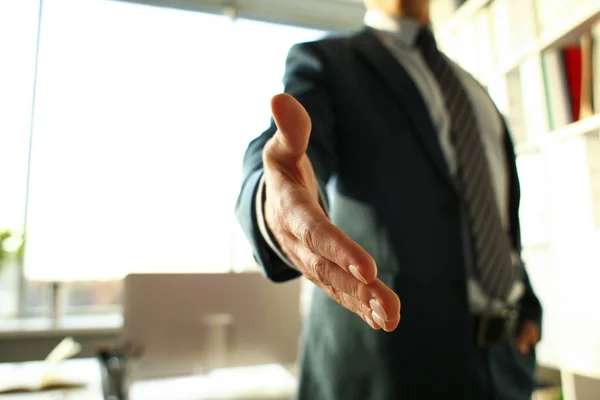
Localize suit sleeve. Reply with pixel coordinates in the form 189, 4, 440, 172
234, 42, 337, 283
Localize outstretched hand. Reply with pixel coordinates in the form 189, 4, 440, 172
262, 93, 401, 331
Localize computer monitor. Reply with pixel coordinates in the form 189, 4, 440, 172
121, 272, 302, 380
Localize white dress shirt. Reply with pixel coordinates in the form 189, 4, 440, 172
255, 10, 524, 313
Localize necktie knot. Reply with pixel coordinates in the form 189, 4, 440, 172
414, 27, 437, 56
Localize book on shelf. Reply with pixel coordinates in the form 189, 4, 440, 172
541, 49, 572, 131
564, 45, 585, 121
593, 22, 600, 115
540, 24, 599, 133
580, 32, 594, 119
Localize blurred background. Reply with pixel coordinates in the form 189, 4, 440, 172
0, 0, 599, 398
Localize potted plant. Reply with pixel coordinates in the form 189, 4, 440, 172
0, 229, 25, 275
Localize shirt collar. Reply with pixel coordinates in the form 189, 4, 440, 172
363, 9, 424, 47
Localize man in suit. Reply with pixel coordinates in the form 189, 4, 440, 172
235, 0, 543, 399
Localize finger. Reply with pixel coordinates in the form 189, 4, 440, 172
338, 292, 381, 330
282, 191, 378, 283
362, 313, 382, 330
294, 242, 401, 324
374, 310, 401, 333
268, 93, 311, 163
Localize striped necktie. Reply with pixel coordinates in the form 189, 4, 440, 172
415, 27, 515, 300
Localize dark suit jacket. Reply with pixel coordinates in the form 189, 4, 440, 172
235, 28, 543, 400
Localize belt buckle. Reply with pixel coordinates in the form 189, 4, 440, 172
476, 309, 518, 347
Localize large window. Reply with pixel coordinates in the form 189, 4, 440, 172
0, 0, 40, 317
1, 0, 325, 316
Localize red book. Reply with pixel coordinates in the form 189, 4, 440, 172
562, 46, 582, 122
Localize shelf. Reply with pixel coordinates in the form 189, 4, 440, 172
436, 0, 492, 38
516, 114, 600, 156
550, 113, 600, 143
438, 0, 600, 76
496, 1, 600, 75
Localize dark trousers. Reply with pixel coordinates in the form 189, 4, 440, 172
469, 342, 494, 400
469, 339, 537, 400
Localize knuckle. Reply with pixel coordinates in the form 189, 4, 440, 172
325, 240, 341, 261
341, 292, 363, 315
327, 285, 343, 306
309, 256, 330, 284
297, 221, 315, 251
297, 219, 325, 253
347, 281, 360, 301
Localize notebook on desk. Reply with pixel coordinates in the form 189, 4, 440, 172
121, 272, 302, 381
0, 359, 94, 397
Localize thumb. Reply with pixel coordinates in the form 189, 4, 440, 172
517, 325, 538, 355
269, 93, 312, 161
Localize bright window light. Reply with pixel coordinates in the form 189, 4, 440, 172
23, 0, 325, 281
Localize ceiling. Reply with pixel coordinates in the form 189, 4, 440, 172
115, 0, 368, 31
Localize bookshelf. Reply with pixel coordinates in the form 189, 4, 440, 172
494, 0, 600, 77
435, 0, 600, 393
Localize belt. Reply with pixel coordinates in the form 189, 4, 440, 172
473, 309, 518, 347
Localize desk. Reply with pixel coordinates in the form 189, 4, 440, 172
0, 359, 297, 399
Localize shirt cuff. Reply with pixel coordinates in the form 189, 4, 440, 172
255, 175, 329, 270
255, 175, 298, 270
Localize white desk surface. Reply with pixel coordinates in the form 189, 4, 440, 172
0, 358, 297, 399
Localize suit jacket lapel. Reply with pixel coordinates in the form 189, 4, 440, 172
351, 28, 457, 193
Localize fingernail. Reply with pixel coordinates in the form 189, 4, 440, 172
364, 315, 378, 330
372, 311, 386, 329
349, 265, 368, 284
370, 299, 388, 321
